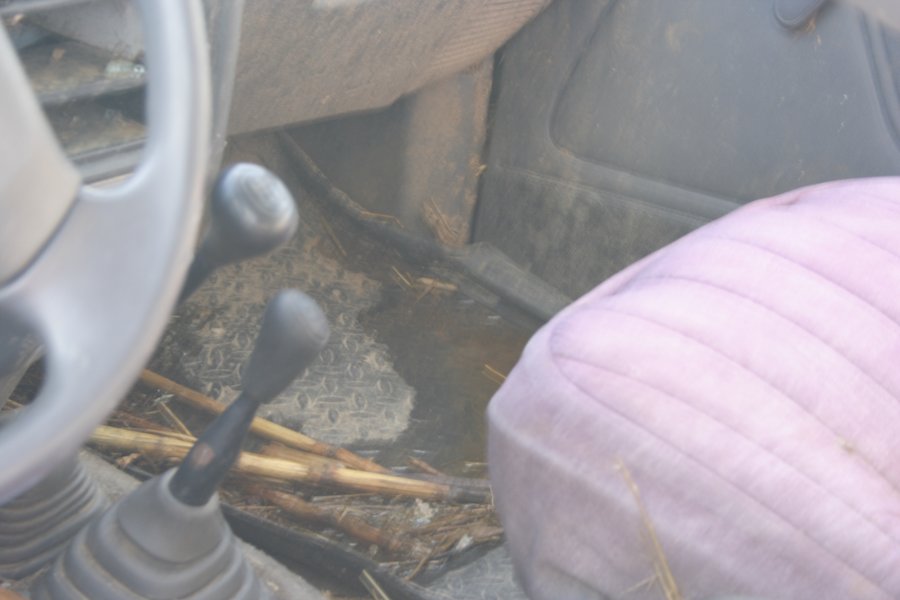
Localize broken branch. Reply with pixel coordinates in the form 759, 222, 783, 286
90, 426, 492, 504
139, 369, 388, 474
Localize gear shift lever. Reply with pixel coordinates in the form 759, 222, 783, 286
179, 163, 299, 302
31, 290, 329, 600
170, 290, 329, 505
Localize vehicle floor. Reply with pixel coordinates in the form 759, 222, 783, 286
143, 135, 535, 597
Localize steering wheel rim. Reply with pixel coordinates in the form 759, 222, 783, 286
0, 0, 210, 501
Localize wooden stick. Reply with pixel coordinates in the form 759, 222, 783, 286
254, 487, 427, 557
90, 426, 492, 504
139, 369, 388, 474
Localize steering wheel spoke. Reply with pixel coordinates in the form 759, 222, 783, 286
0, 23, 80, 287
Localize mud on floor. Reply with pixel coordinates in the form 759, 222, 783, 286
150, 136, 533, 474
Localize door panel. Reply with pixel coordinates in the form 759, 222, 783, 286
476, 0, 900, 297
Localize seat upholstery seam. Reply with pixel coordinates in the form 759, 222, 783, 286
629, 273, 900, 417
551, 332, 890, 596
767, 204, 900, 261
545, 337, 891, 595
552, 307, 900, 558
702, 234, 900, 327
598, 291, 900, 502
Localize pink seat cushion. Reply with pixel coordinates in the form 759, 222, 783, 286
488, 178, 900, 599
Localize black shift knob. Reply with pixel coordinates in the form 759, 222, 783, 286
180, 163, 299, 302
241, 289, 330, 403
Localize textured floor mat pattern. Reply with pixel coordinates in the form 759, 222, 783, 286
151, 204, 416, 446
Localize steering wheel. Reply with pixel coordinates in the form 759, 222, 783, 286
0, 0, 210, 501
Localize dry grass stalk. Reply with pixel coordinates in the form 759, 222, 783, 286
259, 443, 346, 470
405, 472, 492, 501
482, 364, 507, 385
255, 487, 428, 557
139, 369, 388, 474
406, 457, 444, 477
415, 277, 457, 293
93, 425, 194, 454
115, 452, 142, 469
156, 400, 193, 437
131, 428, 196, 443
423, 199, 464, 247
358, 209, 404, 228
411, 505, 495, 535
616, 459, 682, 600
405, 546, 435, 581
320, 217, 348, 257
405, 504, 502, 557
390, 266, 413, 288
112, 411, 189, 439
360, 569, 392, 600
412, 277, 458, 302
91, 426, 491, 504
112, 410, 207, 444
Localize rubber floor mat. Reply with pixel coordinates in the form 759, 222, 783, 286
427, 545, 528, 599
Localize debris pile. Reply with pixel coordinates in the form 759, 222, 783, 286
91, 370, 502, 585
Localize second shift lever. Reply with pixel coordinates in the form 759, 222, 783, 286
169, 289, 330, 506
31, 290, 329, 600
179, 163, 299, 302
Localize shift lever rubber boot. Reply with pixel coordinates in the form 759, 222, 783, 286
0, 458, 105, 578
31, 290, 326, 598
30, 469, 270, 600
